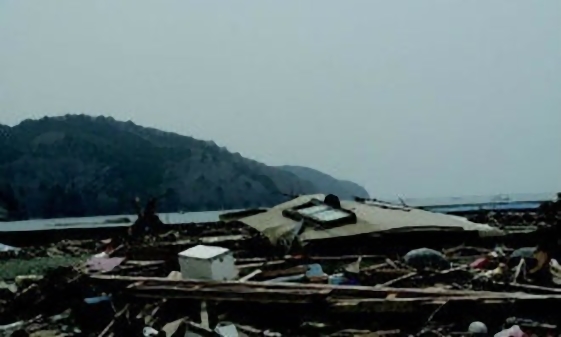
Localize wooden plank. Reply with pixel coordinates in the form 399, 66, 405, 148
200, 301, 209, 329
89, 274, 518, 299
329, 295, 561, 313
361, 263, 389, 272
494, 281, 561, 294
239, 269, 262, 282
236, 255, 388, 264
236, 261, 285, 269
98, 304, 129, 337
377, 272, 417, 287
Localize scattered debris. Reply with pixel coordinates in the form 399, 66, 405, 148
494, 325, 525, 337
468, 321, 488, 334
1, 193, 561, 336
403, 248, 450, 270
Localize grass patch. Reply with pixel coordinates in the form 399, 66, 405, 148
0, 256, 87, 280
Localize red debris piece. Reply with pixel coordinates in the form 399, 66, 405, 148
470, 257, 490, 269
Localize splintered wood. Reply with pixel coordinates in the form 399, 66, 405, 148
89, 274, 561, 316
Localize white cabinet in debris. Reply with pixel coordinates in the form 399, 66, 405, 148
178, 245, 238, 281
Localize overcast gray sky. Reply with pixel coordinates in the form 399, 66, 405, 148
1, 1, 560, 198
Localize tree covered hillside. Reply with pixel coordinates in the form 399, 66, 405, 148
0, 115, 368, 220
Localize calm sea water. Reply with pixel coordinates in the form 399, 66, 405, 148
0, 210, 242, 232
0, 192, 554, 232
400, 192, 554, 207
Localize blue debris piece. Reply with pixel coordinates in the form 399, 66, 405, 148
305, 264, 324, 278
84, 295, 112, 304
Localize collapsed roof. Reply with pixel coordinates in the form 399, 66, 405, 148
236, 194, 503, 246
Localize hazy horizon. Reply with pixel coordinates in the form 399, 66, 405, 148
1, 1, 560, 199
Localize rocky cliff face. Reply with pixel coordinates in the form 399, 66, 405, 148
0, 115, 368, 220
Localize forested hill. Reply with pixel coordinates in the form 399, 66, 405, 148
0, 115, 368, 220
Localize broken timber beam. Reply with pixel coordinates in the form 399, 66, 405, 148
236, 255, 388, 264
90, 275, 545, 301
329, 295, 561, 314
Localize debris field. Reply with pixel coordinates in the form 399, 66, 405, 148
1, 194, 561, 337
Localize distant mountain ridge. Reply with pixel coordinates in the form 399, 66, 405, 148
0, 115, 368, 220
278, 165, 369, 200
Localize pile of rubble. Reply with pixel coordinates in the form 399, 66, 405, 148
467, 193, 561, 230
1, 194, 561, 337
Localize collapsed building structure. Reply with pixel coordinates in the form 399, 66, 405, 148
235, 194, 501, 248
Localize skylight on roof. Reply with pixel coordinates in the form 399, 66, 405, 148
298, 205, 329, 216
297, 205, 349, 222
